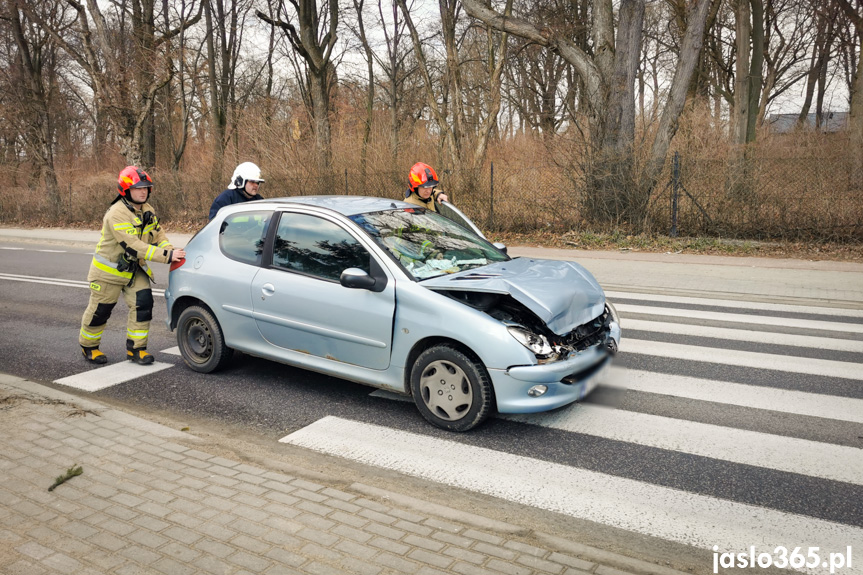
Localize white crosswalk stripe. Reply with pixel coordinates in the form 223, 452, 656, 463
615, 302, 863, 333
54, 360, 174, 391
622, 338, 863, 379
284, 292, 863, 575
282, 417, 863, 574
623, 318, 863, 352
602, 367, 863, 424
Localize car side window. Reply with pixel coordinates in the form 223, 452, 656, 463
219, 211, 272, 265
272, 213, 370, 281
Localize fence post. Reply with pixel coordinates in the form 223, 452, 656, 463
489, 161, 494, 230
344, 169, 348, 195
670, 152, 680, 237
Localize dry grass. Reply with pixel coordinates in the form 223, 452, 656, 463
1, 106, 860, 255
489, 229, 863, 263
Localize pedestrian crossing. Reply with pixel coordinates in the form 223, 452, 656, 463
280, 291, 863, 575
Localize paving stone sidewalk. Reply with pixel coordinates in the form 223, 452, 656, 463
0, 374, 690, 575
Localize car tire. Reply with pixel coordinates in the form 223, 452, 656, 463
177, 305, 233, 373
409, 345, 494, 432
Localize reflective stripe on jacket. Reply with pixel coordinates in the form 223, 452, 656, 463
87, 200, 174, 285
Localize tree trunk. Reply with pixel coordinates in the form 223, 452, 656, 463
353, 0, 374, 187
745, 0, 764, 143
590, 0, 644, 225
306, 65, 334, 175
205, 0, 226, 186
256, 0, 337, 179
7, 0, 62, 215
850, 44, 863, 184
645, 0, 713, 190
733, 0, 751, 145
835, 0, 863, 183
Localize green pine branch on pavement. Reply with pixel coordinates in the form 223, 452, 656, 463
48, 464, 83, 491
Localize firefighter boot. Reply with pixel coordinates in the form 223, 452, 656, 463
127, 348, 155, 365
81, 346, 108, 364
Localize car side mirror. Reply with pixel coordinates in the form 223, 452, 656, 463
493, 242, 507, 255
340, 267, 377, 290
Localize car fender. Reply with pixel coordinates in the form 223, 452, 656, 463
390, 281, 535, 373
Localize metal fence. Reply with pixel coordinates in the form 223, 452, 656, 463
281, 153, 863, 242
3, 151, 860, 242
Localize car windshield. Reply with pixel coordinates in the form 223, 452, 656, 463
350, 208, 509, 280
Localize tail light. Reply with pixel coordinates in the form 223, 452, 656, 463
170, 258, 186, 272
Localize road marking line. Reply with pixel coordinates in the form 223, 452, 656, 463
0, 247, 24, 250
604, 367, 863, 424
160, 346, 181, 356
0, 272, 165, 296
54, 361, 173, 391
281, 416, 863, 574
606, 290, 863, 319
616, 303, 863, 333
624, 318, 863, 352
371, 382, 863, 479
36, 249, 67, 253
622, 338, 863, 380
505, 403, 863, 485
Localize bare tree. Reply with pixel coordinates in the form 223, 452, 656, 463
204, 0, 263, 185
375, 0, 411, 162
29, 0, 200, 168
257, 0, 339, 175
350, 0, 374, 180
398, 0, 510, 175
2, 0, 68, 213
463, 0, 712, 224
834, 0, 862, 182
161, 0, 202, 173
756, 0, 815, 126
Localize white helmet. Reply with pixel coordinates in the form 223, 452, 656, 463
228, 162, 265, 190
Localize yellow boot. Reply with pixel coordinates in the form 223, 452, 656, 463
81, 346, 108, 364
127, 348, 155, 365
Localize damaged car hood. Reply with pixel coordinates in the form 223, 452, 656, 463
420, 257, 606, 335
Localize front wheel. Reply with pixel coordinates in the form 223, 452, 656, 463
177, 305, 233, 373
409, 345, 494, 432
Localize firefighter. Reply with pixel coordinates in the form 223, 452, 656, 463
208, 161, 265, 220
404, 162, 449, 212
78, 166, 186, 365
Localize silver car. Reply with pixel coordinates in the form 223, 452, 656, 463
165, 196, 621, 431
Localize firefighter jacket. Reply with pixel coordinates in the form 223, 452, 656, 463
88, 199, 175, 285
404, 189, 443, 212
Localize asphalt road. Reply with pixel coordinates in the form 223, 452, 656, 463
2, 240, 862, 575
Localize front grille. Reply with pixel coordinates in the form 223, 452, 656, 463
554, 307, 611, 351
561, 356, 610, 384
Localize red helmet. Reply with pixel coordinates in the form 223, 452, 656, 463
117, 166, 153, 196
408, 162, 438, 191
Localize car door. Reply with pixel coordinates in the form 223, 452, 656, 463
437, 201, 487, 240
251, 210, 396, 370
207, 209, 273, 347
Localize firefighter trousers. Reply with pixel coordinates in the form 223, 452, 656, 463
79, 270, 154, 351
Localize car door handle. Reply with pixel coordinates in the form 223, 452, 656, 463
261, 283, 275, 298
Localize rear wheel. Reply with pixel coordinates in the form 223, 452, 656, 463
409, 345, 493, 432
177, 306, 233, 373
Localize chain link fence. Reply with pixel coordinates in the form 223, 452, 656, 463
2, 150, 860, 242
259, 153, 862, 242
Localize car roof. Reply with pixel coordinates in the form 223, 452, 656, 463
259, 195, 414, 217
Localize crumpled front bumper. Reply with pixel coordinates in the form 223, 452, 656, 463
490, 321, 620, 413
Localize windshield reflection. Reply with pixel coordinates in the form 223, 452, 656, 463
350, 208, 509, 280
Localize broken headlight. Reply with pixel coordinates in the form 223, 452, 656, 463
507, 326, 554, 358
